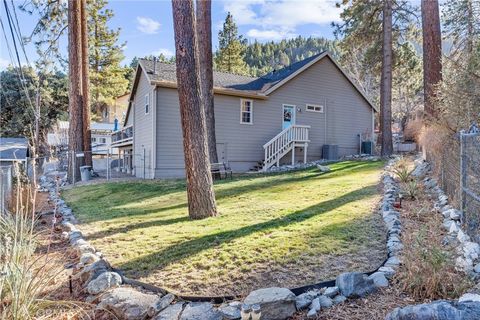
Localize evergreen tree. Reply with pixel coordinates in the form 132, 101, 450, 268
88, 0, 129, 117
215, 12, 248, 74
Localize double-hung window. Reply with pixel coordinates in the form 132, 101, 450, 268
240, 99, 253, 124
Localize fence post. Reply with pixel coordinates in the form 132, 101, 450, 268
107, 149, 110, 181
460, 132, 467, 213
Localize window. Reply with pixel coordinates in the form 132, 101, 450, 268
240, 99, 253, 124
91, 137, 97, 142
100, 137, 107, 144
145, 94, 149, 114
306, 104, 324, 113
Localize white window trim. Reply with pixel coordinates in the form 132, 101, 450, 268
240, 99, 253, 125
306, 104, 324, 113
282, 104, 296, 127
144, 94, 150, 115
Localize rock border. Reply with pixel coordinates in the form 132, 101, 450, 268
39, 157, 401, 320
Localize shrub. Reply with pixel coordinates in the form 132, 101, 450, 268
392, 166, 412, 183
404, 118, 423, 142
403, 180, 419, 200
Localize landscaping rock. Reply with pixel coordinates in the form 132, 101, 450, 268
459, 293, 480, 303
310, 298, 321, 312
153, 302, 184, 320
378, 266, 396, 279
458, 230, 471, 243
447, 209, 463, 221
218, 303, 241, 320
318, 295, 333, 308
456, 256, 474, 272
474, 263, 480, 273
336, 272, 376, 298
148, 293, 175, 317
180, 302, 222, 320
463, 242, 480, 261
79, 252, 100, 266
295, 291, 318, 310
386, 301, 480, 320
97, 287, 163, 320
332, 295, 347, 305
87, 271, 122, 295
243, 287, 296, 320
449, 222, 460, 234
317, 165, 331, 172
306, 307, 318, 318
323, 286, 339, 298
78, 259, 111, 283
384, 256, 401, 268
368, 272, 389, 287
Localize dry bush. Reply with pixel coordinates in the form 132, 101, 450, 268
404, 118, 423, 142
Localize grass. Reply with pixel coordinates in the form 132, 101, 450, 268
63, 160, 387, 296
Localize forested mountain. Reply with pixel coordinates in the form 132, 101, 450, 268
244, 36, 341, 76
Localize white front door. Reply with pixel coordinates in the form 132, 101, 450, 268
283, 105, 296, 130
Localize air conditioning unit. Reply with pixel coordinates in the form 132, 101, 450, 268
322, 144, 338, 160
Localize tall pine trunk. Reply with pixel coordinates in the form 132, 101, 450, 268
68, 0, 84, 182
380, 0, 393, 156
172, 0, 217, 219
196, 0, 218, 164
80, 0, 92, 166
421, 0, 442, 119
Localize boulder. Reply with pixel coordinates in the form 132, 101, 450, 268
153, 303, 184, 320
459, 293, 480, 303
463, 242, 480, 261
378, 266, 396, 279
79, 252, 100, 266
458, 230, 471, 243
218, 303, 241, 320
148, 293, 175, 317
87, 271, 122, 295
474, 263, 480, 273
447, 209, 463, 221
323, 286, 339, 298
336, 272, 376, 298
456, 256, 474, 272
310, 298, 321, 312
384, 256, 401, 268
295, 291, 319, 310
97, 287, 163, 320
386, 301, 480, 320
318, 295, 333, 308
332, 295, 347, 305
180, 302, 222, 320
78, 259, 111, 283
306, 307, 318, 318
243, 287, 296, 320
368, 272, 389, 288
449, 223, 460, 234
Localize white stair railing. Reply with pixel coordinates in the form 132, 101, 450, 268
263, 125, 310, 171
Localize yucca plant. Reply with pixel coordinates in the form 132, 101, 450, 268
403, 180, 419, 200
393, 166, 412, 183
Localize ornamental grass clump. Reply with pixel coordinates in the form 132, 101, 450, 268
0, 166, 90, 319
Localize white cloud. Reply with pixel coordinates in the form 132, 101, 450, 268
136, 16, 161, 34
152, 48, 174, 57
221, 0, 342, 41
247, 28, 296, 41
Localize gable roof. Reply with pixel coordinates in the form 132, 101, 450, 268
125, 52, 377, 125
0, 137, 29, 162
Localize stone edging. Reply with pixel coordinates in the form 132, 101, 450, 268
38, 158, 401, 320
385, 158, 480, 320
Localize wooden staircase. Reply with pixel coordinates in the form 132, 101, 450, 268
263, 125, 310, 171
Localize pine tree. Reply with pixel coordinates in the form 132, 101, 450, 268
88, 0, 128, 117
215, 12, 248, 75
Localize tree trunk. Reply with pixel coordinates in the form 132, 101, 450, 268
80, 0, 92, 166
421, 0, 442, 119
196, 0, 218, 165
380, 0, 393, 156
68, 0, 84, 183
172, 0, 217, 219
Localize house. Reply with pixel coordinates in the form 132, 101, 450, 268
112, 51, 377, 179
97, 93, 130, 123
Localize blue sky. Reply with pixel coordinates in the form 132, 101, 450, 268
0, 0, 343, 70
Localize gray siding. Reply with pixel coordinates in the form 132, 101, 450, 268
148, 57, 373, 178
132, 70, 155, 178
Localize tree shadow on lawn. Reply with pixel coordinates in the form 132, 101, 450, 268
73, 160, 382, 225
117, 185, 377, 279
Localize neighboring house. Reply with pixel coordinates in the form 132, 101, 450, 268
114, 51, 377, 179
48, 121, 116, 154
98, 93, 130, 123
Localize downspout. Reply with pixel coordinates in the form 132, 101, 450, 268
152, 86, 157, 179
324, 97, 327, 145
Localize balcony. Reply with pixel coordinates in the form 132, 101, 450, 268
111, 125, 133, 147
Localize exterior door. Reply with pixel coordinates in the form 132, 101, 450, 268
283, 105, 296, 130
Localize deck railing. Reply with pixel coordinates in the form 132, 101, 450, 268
263, 125, 310, 171
111, 125, 133, 146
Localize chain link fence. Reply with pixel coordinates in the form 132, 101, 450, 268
429, 128, 480, 242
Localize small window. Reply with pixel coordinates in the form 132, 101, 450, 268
240, 99, 253, 124
145, 94, 149, 114
100, 138, 107, 144
306, 104, 324, 113
91, 137, 97, 142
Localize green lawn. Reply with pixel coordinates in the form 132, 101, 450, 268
63, 160, 387, 296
